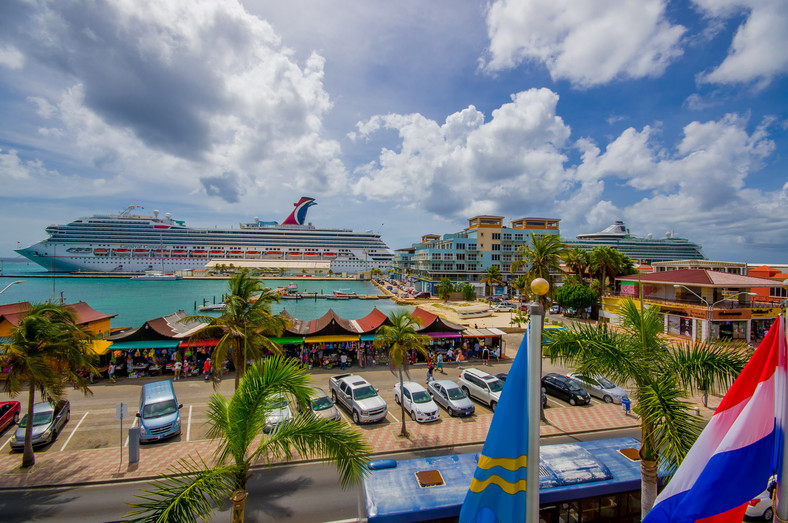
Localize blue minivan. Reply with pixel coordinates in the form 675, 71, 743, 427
137, 380, 183, 443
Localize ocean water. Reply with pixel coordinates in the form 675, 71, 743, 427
0, 259, 408, 330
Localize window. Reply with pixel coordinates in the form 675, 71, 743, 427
456, 264, 465, 271
456, 243, 465, 250
515, 234, 523, 241
491, 254, 500, 261
503, 244, 512, 251
503, 233, 511, 240
468, 244, 477, 251
492, 233, 500, 240
491, 244, 500, 251
456, 253, 465, 260
443, 264, 453, 270
468, 254, 477, 261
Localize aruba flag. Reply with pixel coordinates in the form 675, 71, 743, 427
644, 317, 786, 523
459, 328, 531, 522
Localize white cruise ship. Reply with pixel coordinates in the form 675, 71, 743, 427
16, 197, 394, 274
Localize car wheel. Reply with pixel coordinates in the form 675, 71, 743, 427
447, 407, 455, 417
764, 508, 774, 521
66, 408, 71, 422
603, 395, 613, 404
13, 413, 19, 424
461, 386, 470, 397
394, 394, 400, 405
490, 401, 496, 412
411, 410, 416, 421
352, 411, 360, 424
331, 390, 337, 402
569, 398, 577, 406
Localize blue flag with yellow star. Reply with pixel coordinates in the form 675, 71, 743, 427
458, 328, 531, 523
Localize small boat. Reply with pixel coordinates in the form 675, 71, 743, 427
266, 251, 283, 256
114, 248, 131, 254
304, 252, 318, 256
152, 249, 170, 255
287, 282, 298, 291
228, 251, 243, 256
323, 252, 337, 257
94, 248, 109, 255
457, 308, 493, 319
333, 289, 356, 297
286, 251, 301, 257
246, 251, 261, 256
209, 250, 225, 256
131, 270, 183, 281
280, 294, 302, 300
171, 249, 187, 255
132, 249, 150, 255
198, 303, 226, 311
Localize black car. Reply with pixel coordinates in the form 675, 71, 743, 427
541, 373, 590, 406
496, 372, 547, 408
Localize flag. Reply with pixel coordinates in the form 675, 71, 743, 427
644, 317, 787, 523
459, 327, 531, 522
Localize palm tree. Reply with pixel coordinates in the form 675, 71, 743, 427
590, 245, 620, 294
126, 356, 370, 523
435, 278, 454, 301
2, 303, 98, 468
542, 298, 748, 518
373, 311, 430, 437
511, 233, 566, 312
186, 269, 289, 389
563, 247, 590, 282
480, 266, 505, 297
510, 275, 528, 306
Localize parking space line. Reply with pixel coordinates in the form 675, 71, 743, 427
0, 436, 11, 451
387, 411, 399, 423
124, 417, 138, 447
60, 411, 89, 452
187, 405, 192, 441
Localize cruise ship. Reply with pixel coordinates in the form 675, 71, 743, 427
16, 197, 394, 274
564, 221, 705, 263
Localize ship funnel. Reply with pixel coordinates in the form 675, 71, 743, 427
282, 197, 317, 225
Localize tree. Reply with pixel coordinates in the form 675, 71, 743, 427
436, 278, 454, 301
126, 356, 369, 523
511, 233, 566, 313
373, 311, 430, 438
509, 275, 528, 305
563, 248, 591, 282
186, 269, 289, 390
480, 266, 505, 297
2, 303, 98, 468
554, 284, 598, 315
542, 298, 748, 518
460, 283, 476, 301
590, 245, 620, 294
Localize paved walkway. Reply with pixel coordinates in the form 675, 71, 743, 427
0, 402, 641, 489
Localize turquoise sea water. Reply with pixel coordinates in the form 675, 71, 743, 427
0, 259, 408, 330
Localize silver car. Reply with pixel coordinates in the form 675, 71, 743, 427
567, 373, 629, 404
298, 387, 340, 421
427, 379, 475, 417
10, 400, 71, 450
263, 393, 293, 433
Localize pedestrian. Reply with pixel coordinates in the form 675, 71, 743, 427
482, 346, 489, 366
456, 351, 463, 368
173, 359, 182, 381
203, 358, 211, 381
340, 353, 347, 370
494, 346, 500, 363
108, 362, 116, 383
182, 359, 190, 378
426, 361, 434, 383
436, 353, 444, 374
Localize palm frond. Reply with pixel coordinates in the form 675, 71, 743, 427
666, 339, 749, 396
125, 455, 239, 523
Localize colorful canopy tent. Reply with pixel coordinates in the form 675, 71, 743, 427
410, 307, 465, 335
108, 310, 207, 343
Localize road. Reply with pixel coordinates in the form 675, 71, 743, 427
0, 428, 640, 523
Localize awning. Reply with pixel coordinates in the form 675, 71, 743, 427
360, 334, 378, 341
462, 328, 501, 338
109, 340, 182, 350
270, 337, 304, 345
305, 335, 360, 343
487, 328, 507, 336
90, 340, 113, 356
426, 332, 463, 339
179, 339, 220, 348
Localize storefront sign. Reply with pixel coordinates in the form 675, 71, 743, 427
751, 308, 780, 318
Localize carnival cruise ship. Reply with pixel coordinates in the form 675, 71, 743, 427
16, 197, 394, 274
564, 221, 705, 264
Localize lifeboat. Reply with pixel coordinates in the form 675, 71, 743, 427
172, 249, 187, 255
323, 252, 337, 257
94, 248, 109, 255
191, 250, 207, 255
209, 250, 225, 256
228, 251, 243, 256
266, 250, 283, 255
152, 249, 170, 255
132, 249, 149, 255
114, 248, 131, 254
246, 251, 261, 257
286, 251, 301, 256
304, 252, 318, 256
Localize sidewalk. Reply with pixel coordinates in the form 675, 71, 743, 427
0, 401, 641, 489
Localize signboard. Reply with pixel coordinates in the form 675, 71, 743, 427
751, 308, 780, 318
115, 402, 128, 420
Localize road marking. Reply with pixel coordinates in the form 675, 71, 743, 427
0, 436, 11, 451
387, 410, 399, 423
60, 411, 89, 452
187, 405, 192, 441
324, 519, 358, 523
124, 417, 138, 447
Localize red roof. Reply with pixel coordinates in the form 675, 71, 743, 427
0, 301, 114, 329
618, 269, 783, 287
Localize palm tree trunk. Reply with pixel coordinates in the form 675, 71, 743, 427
22, 385, 36, 468
398, 368, 408, 437
640, 459, 659, 519
231, 489, 247, 523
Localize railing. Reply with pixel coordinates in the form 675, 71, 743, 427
605, 292, 777, 310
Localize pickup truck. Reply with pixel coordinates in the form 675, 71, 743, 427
329, 373, 388, 424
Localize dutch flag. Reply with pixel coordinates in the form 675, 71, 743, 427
644, 317, 786, 523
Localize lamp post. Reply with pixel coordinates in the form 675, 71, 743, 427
526, 277, 549, 523
0, 280, 25, 297
673, 285, 756, 342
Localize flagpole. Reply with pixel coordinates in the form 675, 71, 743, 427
527, 278, 549, 523
777, 310, 788, 521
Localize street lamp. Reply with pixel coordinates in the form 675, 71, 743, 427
673, 284, 756, 342
0, 280, 25, 297
526, 277, 549, 523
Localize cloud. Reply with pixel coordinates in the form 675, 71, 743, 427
483, 0, 686, 86
0, 0, 346, 207
694, 0, 788, 87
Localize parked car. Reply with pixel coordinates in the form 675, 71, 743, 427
541, 373, 590, 406
458, 368, 504, 411
491, 303, 512, 312
427, 380, 475, 417
329, 373, 387, 424
10, 400, 70, 450
412, 292, 431, 299
567, 373, 629, 404
496, 373, 546, 408
297, 387, 340, 421
0, 401, 21, 434
264, 393, 293, 433
394, 382, 440, 423
137, 380, 183, 443
746, 476, 776, 520
549, 305, 561, 314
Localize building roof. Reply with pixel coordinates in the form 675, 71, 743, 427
0, 301, 115, 329
411, 307, 464, 333
281, 307, 391, 336
108, 310, 207, 341
617, 269, 783, 288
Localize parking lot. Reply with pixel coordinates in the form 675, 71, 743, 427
0, 353, 630, 456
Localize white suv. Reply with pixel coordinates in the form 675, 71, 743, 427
458, 368, 504, 412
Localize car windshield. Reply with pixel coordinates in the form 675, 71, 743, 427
19, 411, 53, 428
598, 377, 616, 389
353, 385, 378, 400
448, 387, 467, 400
270, 399, 288, 409
311, 396, 333, 411
142, 399, 178, 419
412, 391, 431, 403
487, 379, 504, 393
565, 380, 583, 392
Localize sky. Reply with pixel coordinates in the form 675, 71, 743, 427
1, 0, 786, 263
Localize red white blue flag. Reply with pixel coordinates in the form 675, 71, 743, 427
644, 317, 786, 523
